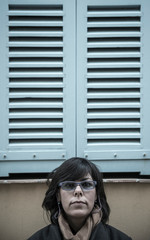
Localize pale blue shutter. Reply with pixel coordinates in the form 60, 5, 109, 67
1, 0, 150, 176
0, 0, 76, 176
77, 0, 150, 174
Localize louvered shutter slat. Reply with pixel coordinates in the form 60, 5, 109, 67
87, 122, 141, 129
9, 82, 64, 88
9, 42, 63, 47
9, 88, 63, 96
9, 10, 64, 16
87, 102, 140, 109
88, 52, 141, 58
9, 132, 63, 139
9, 62, 63, 68
87, 82, 140, 88
88, 22, 141, 27
9, 22, 63, 27
87, 72, 141, 78
88, 32, 141, 38
9, 112, 63, 119
10, 103, 63, 109
87, 112, 140, 119
9, 73, 64, 78
9, 122, 63, 129
87, 62, 140, 68
87, 91, 140, 98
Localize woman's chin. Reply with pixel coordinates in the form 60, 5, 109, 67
67, 209, 89, 219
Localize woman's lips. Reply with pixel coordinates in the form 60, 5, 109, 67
71, 201, 86, 205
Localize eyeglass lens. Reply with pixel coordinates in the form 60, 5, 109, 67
60, 181, 96, 191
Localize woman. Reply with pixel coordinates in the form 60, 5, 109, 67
28, 157, 132, 240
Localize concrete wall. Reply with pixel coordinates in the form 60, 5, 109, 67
0, 181, 150, 240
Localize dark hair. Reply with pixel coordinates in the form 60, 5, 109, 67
42, 157, 110, 224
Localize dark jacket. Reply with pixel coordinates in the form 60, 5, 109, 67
27, 222, 132, 240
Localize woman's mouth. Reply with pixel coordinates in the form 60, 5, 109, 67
71, 201, 86, 205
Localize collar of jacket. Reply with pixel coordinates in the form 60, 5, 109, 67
49, 222, 109, 240
90, 222, 109, 240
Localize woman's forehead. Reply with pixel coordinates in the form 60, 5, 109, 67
74, 173, 93, 181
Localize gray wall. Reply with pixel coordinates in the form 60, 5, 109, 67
0, 181, 150, 240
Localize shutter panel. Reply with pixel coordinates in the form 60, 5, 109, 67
9, 4, 64, 149
87, 4, 141, 149
77, 0, 150, 173
0, 0, 76, 176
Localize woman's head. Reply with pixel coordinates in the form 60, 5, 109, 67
42, 157, 110, 224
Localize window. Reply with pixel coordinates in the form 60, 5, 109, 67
0, 0, 150, 176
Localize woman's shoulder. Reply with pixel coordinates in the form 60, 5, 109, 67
27, 224, 62, 240
91, 222, 132, 240
105, 223, 132, 240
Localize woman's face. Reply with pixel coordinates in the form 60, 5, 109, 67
58, 174, 97, 222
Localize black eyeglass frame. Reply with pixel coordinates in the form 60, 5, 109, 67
58, 180, 97, 191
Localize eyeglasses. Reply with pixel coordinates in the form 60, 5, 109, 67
58, 180, 97, 191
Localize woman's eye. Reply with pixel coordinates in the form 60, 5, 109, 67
65, 183, 74, 189
82, 182, 92, 188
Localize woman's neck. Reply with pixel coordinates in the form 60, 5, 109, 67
67, 216, 87, 234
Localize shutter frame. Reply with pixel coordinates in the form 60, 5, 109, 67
77, 0, 150, 174
0, 0, 76, 176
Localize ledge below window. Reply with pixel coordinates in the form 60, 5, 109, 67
0, 178, 150, 184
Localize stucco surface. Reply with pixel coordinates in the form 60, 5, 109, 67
0, 182, 150, 240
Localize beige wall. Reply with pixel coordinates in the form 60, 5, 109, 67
0, 181, 150, 240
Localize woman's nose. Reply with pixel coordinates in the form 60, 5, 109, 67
74, 185, 83, 196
